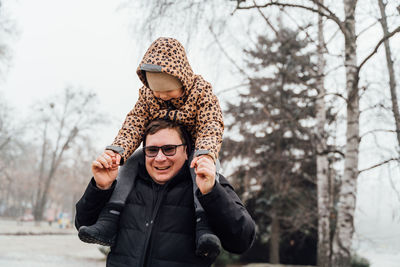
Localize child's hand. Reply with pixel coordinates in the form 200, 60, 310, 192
92, 150, 120, 190
190, 154, 214, 169
97, 149, 121, 169
192, 155, 216, 195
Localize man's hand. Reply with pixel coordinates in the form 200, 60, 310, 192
92, 150, 120, 190
192, 155, 216, 195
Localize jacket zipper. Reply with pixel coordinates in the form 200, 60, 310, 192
140, 182, 167, 267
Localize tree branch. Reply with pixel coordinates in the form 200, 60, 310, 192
309, 0, 339, 22
387, 163, 400, 204
358, 25, 400, 71
280, 8, 316, 45
360, 129, 397, 139
254, 1, 279, 37
236, 0, 344, 33
208, 25, 250, 78
0, 136, 11, 150
320, 92, 348, 103
217, 83, 250, 96
357, 19, 380, 38
359, 158, 400, 174
325, 27, 341, 48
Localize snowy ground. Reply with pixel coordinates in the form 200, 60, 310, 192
354, 220, 400, 267
354, 170, 400, 267
1, 218, 400, 267
0, 219, 105, 267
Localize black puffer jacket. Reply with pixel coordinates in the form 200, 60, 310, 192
75, 162, 255, 267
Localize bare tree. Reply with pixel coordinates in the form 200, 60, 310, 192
50, 135, 99, 220
378, 0, 400, 152
331, 2, 359, 265
0, 96, 27, 216
120, 0, 233, 45
0, 0, 16, 77
31, 87, 105, 221
315, 1, 332, 266
0, 1, 19, 210
0, 96, 13, 151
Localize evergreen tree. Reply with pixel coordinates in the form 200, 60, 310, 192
222, 27, 319, 264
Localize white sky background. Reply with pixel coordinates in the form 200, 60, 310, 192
1, 0, 142, 145
1, 0, 400, 265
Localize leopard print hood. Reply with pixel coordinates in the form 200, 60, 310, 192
137, 37, 196, 94
111, 37, 223, 162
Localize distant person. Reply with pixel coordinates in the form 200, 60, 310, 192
45, 208, 56, 226
75, 119, 255, 266
77, 37, 225, 260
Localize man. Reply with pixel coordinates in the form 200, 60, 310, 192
75, 120, 255, 266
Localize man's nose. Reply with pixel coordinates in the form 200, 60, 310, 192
154, 149, 167, 160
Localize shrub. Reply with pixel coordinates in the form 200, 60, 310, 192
351, 253, 370, 267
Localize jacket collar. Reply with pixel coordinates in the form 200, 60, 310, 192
138, 160, 191, 188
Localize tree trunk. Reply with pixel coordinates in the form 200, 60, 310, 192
332, 1, 359, 266
33, 120, 48, 221
378, 0, 400, 150
32, 101, 78, 222
71, 193, 79, 222
316, 1, 331, 266
269, 209, 280, 264
33, 204, 45, 222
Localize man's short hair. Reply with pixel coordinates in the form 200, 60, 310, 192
143, 119, 193, 156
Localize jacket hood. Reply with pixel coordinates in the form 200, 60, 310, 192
137, 37, 195, 92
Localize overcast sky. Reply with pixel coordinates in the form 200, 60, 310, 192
1, 0, 144, 144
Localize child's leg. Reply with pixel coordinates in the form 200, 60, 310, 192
189, 152, 221, 260
78, 149, 144, 246
109, 149, 144, 204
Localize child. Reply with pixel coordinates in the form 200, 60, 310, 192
78, 37, 224, 260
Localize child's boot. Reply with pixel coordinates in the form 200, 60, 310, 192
78, 203, 123, 246
195, 211, 221, 260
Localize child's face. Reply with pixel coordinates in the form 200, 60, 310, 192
146, 72, 184, 101
152, 88, 184, 101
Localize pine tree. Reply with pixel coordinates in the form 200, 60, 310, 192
222, 27, 319, 264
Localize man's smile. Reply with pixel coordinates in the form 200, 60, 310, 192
155, 166, 171, 170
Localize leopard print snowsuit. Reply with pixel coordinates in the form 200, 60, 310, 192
111, 37, 224, 163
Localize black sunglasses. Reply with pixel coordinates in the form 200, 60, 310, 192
143, 144, 186, 157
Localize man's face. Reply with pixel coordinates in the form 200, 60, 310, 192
145, 128, 187, 184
